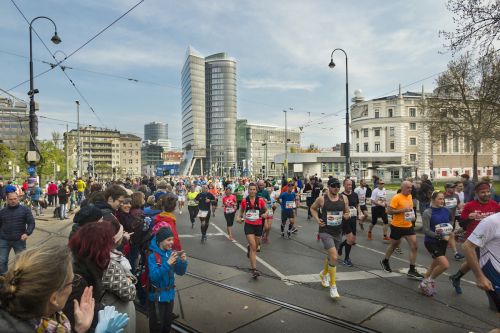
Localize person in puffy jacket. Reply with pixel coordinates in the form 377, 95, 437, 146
152, 195, 181, 251
148, 227, 187, 333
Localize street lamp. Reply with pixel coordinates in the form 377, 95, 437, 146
28, 16, 61, 170
283, 107, 293, 178
329, 48, 350, 176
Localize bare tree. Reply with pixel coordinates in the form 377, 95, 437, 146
440, 0, 500, 55
51, 131, 61, 149
423, 51, 500, 181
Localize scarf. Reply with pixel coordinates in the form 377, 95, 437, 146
35, 311, 71, 333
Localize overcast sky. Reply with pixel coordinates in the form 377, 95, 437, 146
0, 0, 456, 149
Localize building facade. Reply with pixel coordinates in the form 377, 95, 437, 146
237, 120, 301, 177
180, 47, 237, 176
0, 97, 29, 150
144, 121, 168, 142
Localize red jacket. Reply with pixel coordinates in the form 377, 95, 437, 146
153, 212, 181, 251
48, 183, 58, 195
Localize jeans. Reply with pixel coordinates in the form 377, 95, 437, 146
60, 203, 67, 219
77, 192, 84, 205
0, 238, 26, 274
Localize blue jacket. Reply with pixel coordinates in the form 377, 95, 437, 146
30, 186, 42, 201
0, 204, 35, 241
148, 236, 187, 302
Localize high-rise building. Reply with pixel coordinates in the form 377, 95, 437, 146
180, 47, 237, 176
0, 97, 29, 150
144, 122, 168, 141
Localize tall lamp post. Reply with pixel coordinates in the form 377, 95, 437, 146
283, 107, 293, 178
329, 48, 350, 176
28, 17, 61, 171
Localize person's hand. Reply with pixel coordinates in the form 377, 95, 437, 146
123, 232, 133, 241
73, 286, 95, 333
236, 216, 243, 224
20, 234, 28, 241
205, 198, 211, 203
317, 218, 325, 227
180, 252, 187, 261
468, 212, 479, 220
167, 252, 178, 266
476, 275, 494, 291
343, 211, 350, 219
95, 306, 129, 333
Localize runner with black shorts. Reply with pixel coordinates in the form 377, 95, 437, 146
338, 179, 359, 267
420, 191, 453, 296
369, 181, 389, 241
237, 183, 267, 278
380, 181, 424, 280
195, 185, 216, 243
354, 179, 368, 230
277, 181, 297, 239
310, 178, 349, 299
443, 183, 465, 260
222, 187, 237, 241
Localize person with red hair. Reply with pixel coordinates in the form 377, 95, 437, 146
64, 222, 115, 331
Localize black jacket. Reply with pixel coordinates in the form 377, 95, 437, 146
0, 307, 34, 333
417, 180, 434, 203
0, 205, 35, 241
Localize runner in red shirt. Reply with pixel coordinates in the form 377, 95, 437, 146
237, 183, 267, 279
222, 187, 237, 241
449, 182, 500, 294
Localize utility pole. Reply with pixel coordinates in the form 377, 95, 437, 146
89, 125, 93, 178
283, 107, 292, 178
65, 124, 69, 179
76, 101, 82, 178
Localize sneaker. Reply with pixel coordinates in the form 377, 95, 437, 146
329, 285, 340, 298
380, 259, 392, 273
281, 232, 285, 238
252, 269, 260, 279
395, 247, 403, 255
407, 269, 424, 280
290, 226, 298, 234
179, 210, 182, 215
319, 271, 330, 288
257, 245, 261, 252
201, 235, 207, 243
368, 231, 373, 240
449, 275, 463, 294
342, 259, 353, 267
419, 279, 433, 296
428, 278, 437, 295
454, 252, 465, 261
286, 232, 292, 239
383, 236, 391, 241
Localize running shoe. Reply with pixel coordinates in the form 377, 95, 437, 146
319, 271, 330, 288
281, 232, 285, 238
252, 269, 260, 279
454, 252, 465, 261
290, 226, 298, 234
329, 285, 340, 298
419, 279, 433, 296
449, 275, 463, 294
179, 210, 182, 215
395, 247, 403, 255
407, 269, 424, 280
286, 232, 292, 239
342, 259, 353, 267
368, 231, 373, 240
380, 259, 392, 273
383, 236, 391, 241
201, 235, 207, 243
428, 278, 437, 295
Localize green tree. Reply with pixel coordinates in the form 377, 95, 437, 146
0, 143, 15, 178
37, 140, 67, 183
424, 51, 500, 181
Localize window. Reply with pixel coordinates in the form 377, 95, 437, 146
409, 108, 416, 117
388, 108, 393, 117
374, 109, 380, 118
453, 136, 459, 152
441, 134, 447, 153
374, 142, 380, 151
356, 131, 359, 139
128, 159, 133, 164
363, 129, 368, 137
389, 127, 395, 137
442, 170, 448, 177
374, 128, 380, 137
409, 123, 416, 130
363, 143, 369, 152
409, 137, 417, 145
409, 154, 417, 162
390, 141, 395, 150
356, 143, 359, 152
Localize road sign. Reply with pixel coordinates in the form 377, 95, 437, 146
27, 166, 36, 175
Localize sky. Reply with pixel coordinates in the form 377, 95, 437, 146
0, 0, 457, 149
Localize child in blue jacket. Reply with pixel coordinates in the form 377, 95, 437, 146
148, 227, 187, 333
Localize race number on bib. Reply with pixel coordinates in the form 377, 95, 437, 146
188, 200, 197, 206
349, 206, 357, 217
445, 198, 457, 209
245, 209, 260, 221
358, 195, 366, 205
178, 195, 185, 201
225, 207, 235, 214
286, 201, 296, 209
435, 223, 453, 236
197, 210, 209, 218
404, 210, 415, 222
326, 211, 342, 227
267, 209, 273, 217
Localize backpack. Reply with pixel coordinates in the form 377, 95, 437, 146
138, 249, 162, 293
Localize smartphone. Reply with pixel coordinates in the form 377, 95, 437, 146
175, 250, 185, 256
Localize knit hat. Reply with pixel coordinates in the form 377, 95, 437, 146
156, 227, 173, 243
73, 205, 103, 225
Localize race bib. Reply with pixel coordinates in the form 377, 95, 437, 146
300, 193, 308, 201
404, 210, 415, 222
197, 210, 209, 218
178, 195, 185, 201
305, 192, 312, 198
444, 198, 457, 209
286, 201, 296, 209
188, 200, 197, 206
267, 209, 273, 217
435, 223, 453, 236
245, 209, 260, 221
358, 195, 366, 205
326, 211, 342, 227
377, 196, 386, 206
225, 207, 235, 214
349, 206, 357, 217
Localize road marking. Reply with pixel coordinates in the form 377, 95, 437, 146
286, 270, 403, 283
210, 223, 292, 285
179, 232, 224, 238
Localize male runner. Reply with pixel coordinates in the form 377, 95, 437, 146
354, 179, 368, 230
369, 180, 389, 241
443, 183, 465, 260
338, 179, 359, 266
277, 180, 297, 239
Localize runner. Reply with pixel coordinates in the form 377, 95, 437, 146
256, 180, 272, 246
262, 185, 277, 243
443, 183, 465, 260
186, 185, 199, 229
310, 178, 350, 298
195, 185, 216, 243
236, 183, 267, 279
222, 187, 237, 241
449, 182, 500, 294
176, 181, 187, 214
463, 212, 500, 312
420, 191, 453, 296
368, 180, 389, 241
277, 180, 298, 239
354, 179, 368, 230
235, 180, 246, 210
380, 181, 424, 280
338, 179, 359, 266
208, 183, 219, 217
303, 177, 315, 220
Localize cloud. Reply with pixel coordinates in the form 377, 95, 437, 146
241, 78, 319, 92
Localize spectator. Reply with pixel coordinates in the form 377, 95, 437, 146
462, 173, 475, 203
417, 174, 434, 217
47, 181, 58, 206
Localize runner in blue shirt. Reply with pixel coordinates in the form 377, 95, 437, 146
277, 180, 297, 239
